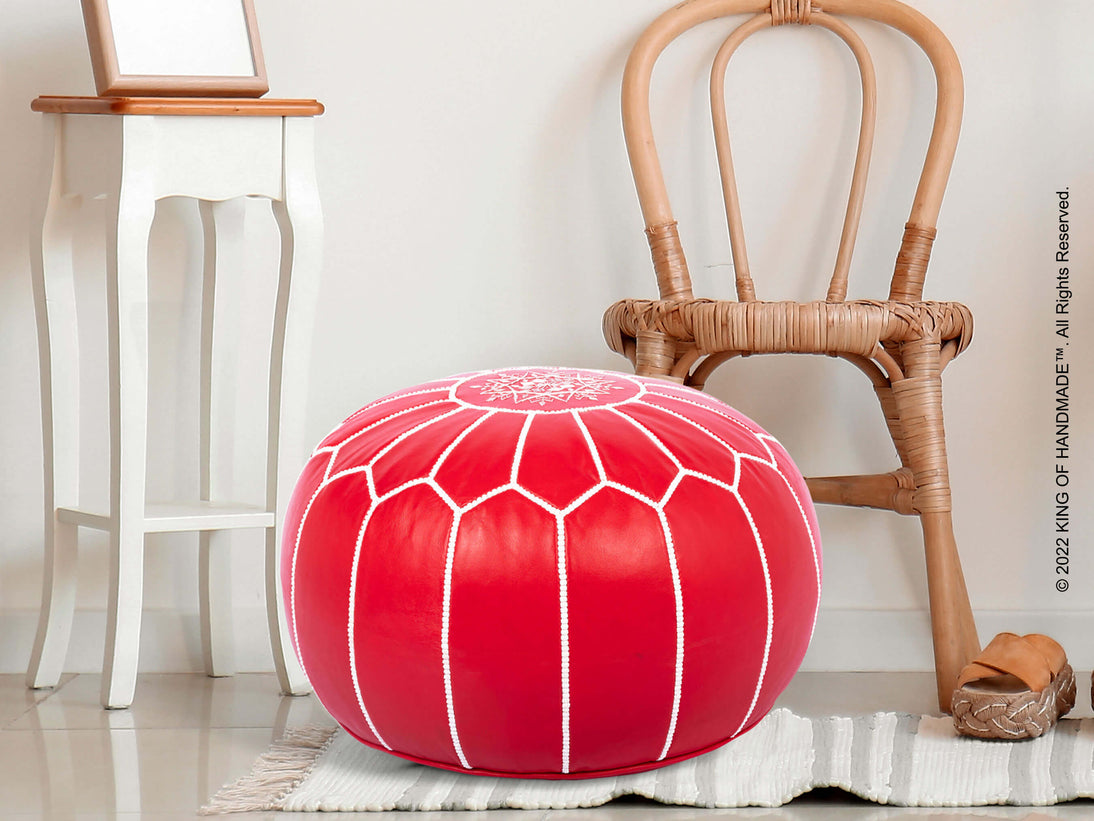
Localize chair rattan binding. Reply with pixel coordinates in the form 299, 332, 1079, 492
603, 0, 979, 712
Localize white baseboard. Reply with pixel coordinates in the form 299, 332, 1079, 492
1, 608, 276, 675
803, 609, 1094, 671
3, 607, 1092, 674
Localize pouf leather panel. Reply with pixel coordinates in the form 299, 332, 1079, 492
284, 367, 821, 778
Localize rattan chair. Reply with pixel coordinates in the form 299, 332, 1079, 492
602, 0, 979, 711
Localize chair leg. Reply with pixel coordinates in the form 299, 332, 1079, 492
634, 330, 681, 380
919, 510, 980, 711
890, 341, 980, 712
873, 383, 911, 469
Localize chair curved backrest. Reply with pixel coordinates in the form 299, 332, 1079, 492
622, 0, 963, 304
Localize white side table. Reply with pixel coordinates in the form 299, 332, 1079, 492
26, 96, 324, 708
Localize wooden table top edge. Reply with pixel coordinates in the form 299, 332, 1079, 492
31, 96, 325, 117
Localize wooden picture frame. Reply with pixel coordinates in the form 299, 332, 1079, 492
81, 0, 268, 97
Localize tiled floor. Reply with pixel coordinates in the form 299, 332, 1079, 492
2, 671, 1091, 819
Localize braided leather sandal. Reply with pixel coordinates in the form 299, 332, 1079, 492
951, 633, 1075, 740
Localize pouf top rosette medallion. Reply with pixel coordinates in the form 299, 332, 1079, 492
283, 367, 821, 779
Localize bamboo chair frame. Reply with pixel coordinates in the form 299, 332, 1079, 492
602, 0, 979, 711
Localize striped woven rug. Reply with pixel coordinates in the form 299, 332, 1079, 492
202, 709, 1094, 813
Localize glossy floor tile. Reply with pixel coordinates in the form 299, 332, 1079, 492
2, 672, 1092, 819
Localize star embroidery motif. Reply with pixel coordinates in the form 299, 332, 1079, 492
477, 371, 622, 406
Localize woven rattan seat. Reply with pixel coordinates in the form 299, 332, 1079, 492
605, 299, 972, 361
603, 0, 980, 712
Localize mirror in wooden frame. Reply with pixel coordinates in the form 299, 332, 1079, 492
81, 0, 268, 97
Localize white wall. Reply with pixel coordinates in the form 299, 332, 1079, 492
1, 1, 1091, 675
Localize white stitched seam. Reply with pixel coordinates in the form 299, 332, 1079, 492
441, 512, 471, 769
754, 434, 780, 464
460, 482, 560, 517
644, 388, 764, 436
682, 468, 737, 495
324, 397, 454, 453
340, 384, 456, 422
571, 410, 607, 482
753, 460, 822, 639
366, 407, 467, 473
656, 506, 684, 761
595, 480, 655, 510
322, 449, 339, 484
730, 490, 774, 737
429, 411, 497, 479
559, 483, 605, 517
570, 406, 685, 765
510, 413, 537, 483
289, 465, 371, 678
460, 483, 521, 515
658, 471, 687, 508
617, 403, 763, 498
346, 503, 391, 750
605, 407, 685, 471
638, 401, 748, 478
323, 399, 457, 483
510, 484, 565, 515
557, 515, 571, 774
317, 384, 456, 450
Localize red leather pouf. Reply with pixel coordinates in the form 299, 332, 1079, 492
284, 367, 821, 779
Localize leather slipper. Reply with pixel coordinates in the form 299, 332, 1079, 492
951, 632, 1075, 739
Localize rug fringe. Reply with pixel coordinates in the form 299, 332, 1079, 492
201, 725, 338, 815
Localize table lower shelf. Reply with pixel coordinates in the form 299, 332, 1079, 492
57, 502, 275, 533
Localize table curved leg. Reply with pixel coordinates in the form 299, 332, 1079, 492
102, 162, 156, 709
27, 115, 81, 689
198, 198, 246, 677
267, 119, 323, 696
